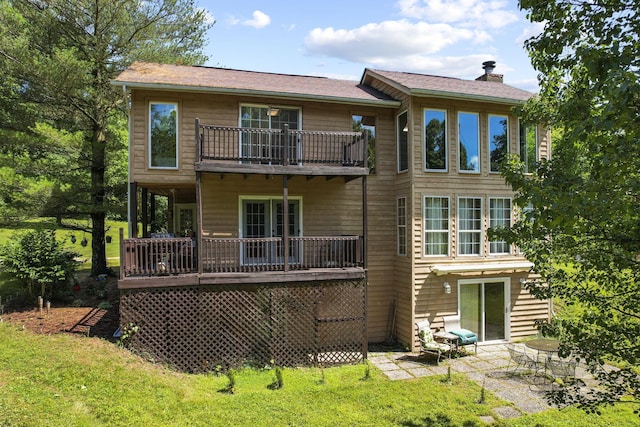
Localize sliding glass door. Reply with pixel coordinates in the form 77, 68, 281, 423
459, 279, 509, 342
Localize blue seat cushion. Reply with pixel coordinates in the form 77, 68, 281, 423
449, 328, 477, 344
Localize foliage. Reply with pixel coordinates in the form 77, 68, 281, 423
0, 0, 214, 275
500, 0, 640, 412
0, 230, 80, 300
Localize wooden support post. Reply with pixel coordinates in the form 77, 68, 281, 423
129, 182, 138, 238
141, 188, 148, 237
283, 175, 289, 273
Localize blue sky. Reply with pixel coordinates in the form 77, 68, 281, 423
199, 0, 543, 92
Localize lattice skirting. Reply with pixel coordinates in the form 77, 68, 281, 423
119, 279, 366, 372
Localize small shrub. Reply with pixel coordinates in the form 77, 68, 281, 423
268, 366, 284, 390
224, 369, 236, 394
72, 299, 84, 307
361, 360, 371, 381
97, 301, 112, 310
0, 230, 80, 301
118, 322, 139, 348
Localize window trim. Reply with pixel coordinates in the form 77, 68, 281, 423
458, 111, 480, 174
518, 119, 538, 174
148, 101, 179, 170
423, 195, 450, 257
424, 108, 448, 172
457, 196, 483, 256
397, 196, 407, 256
489, 197, 512, 255
238, 195, 304, 238
397, 110, 409, 173
488, 114, 509, 174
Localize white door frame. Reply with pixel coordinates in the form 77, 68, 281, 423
457, 277, 511, 342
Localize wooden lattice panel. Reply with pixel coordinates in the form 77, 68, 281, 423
119, 279, 366, 372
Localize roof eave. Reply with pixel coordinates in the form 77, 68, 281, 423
410, 88, 530, 105
111, 80, 402, 108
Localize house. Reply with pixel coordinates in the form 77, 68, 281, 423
112, 61, 549, 372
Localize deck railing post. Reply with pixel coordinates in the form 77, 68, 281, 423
283, 124, 289, 166
119, 228, 124, 280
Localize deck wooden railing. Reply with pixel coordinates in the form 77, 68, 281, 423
120, 235, 363, 277
197, 121, 367, 167
120, 237, 197, 277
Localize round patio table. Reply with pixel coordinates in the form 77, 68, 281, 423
526, 338, 560, 363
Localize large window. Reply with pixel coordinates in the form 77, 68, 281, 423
458, 112, 479, 172
489, 115, 508, 172
240, 105, 300, 164
424, 196, 449, 256
458, 197, 482, 255
489, 198, 512, 254
149, 102, 178, 168
397, 111, 408, 172
518, 120, 538, 173
397, 197, 407, 256
353, 115, 376, 173
424, 109, 447, 171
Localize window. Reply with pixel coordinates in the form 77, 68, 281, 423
240, 105, 300, 164
424, 109, 447, 171
397, 197, 407, 256
518, 119, 538, 173
458, 197, 482, 255
149, 102, 178, 168
489, 198, 512, 254
458, 112, 479, 172
397, 111, 408, 172
489, 115, 508, 172
353, 115, 376, 173
424, 196, 449, 256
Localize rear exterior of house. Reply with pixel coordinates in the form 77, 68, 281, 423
113, 62, 549, 372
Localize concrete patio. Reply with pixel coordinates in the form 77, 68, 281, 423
369, 343, 596, 421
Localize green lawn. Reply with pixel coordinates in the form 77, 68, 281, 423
0, 324, 636, 427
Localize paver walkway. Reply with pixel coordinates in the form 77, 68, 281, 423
369, 343, 595, 421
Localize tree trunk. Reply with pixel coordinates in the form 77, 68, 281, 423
90, 123, 108, 276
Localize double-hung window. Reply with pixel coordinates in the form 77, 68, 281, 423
458, 197, 482, 255
489, 115, 508, 172
149, 102, 178, 169
397, 197, 407, 256
458, 112, 479, 172
489, 198, 512, 254
424, 196, 449, 256
518, 119, 538, 173
397, 111, 408, 172
424, 109, 447, 171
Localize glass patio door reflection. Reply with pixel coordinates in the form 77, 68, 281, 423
459, 280, 509, 342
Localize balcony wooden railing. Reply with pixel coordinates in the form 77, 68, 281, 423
196, 121, 367, 168
120, 235, 363, 277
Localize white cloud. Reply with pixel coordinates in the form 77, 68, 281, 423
306, 20, 485, 61
397, 0, 518, 28
243, 10, 271, 29
516, 22, 546, 45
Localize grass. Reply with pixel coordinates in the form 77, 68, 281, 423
0, 324, 637, 427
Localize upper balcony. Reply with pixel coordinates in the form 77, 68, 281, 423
195, 120, 369, 177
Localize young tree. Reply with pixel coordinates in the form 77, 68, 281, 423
0, 0, 213, 275
0, 230, 80, 300
502, 0, 640, 412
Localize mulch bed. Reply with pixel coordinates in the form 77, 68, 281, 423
2, 274, 120, 341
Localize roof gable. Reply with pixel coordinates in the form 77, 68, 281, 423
362, 69, 533, 104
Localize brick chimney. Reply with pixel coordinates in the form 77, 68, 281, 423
476, 60, 503, 83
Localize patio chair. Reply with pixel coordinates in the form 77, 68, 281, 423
505, 343, 542, 376
416, 320, 452, 365
442, 315, 478, 354
547, 358, 578, 383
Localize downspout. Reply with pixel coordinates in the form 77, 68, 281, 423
123, 85, 133, 238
